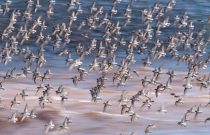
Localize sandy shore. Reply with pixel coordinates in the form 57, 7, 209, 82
0, 67, 210, 135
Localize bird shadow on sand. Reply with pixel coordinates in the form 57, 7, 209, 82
36, 110, 60, 122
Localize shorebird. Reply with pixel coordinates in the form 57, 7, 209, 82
177, 118, 187, 127
60, 93, 68, 103
39, 95, 52, 108
141, 76, 150, 88
130, 96, 139, 107
71, 75, 79, 86
121, 104, 128, 115
175, 97, 184, 106
154, 84, 164, 98
29, 109, 36, 118
204, 117, 210, 124
194, 104, 202, 120
187, 106, 195, 113
46, 2, 54, 18
145, 124, 156, 134
42, 69, 52, 82
67, 0, 80, 11
183, 75, 193, 95
157, 105, 167, 113
3, 67, 16, 80
59, 117, 72, 131
32, 68, 42, 84
78, 21, 86, 30
20, 104, 31, 122
129, 112, 139, 123
90, 1, 97, 14
117, 79, 126, 87
20, 89, 29, 100
110, 5, 118, 18
35, 84, 45, 95
45, 120, 55, 133
69, 58, 83, 70
118, 91, 129, 104
151, 67, 163, 82
56, 85, 64, 95
58, 48, 69, 56
0, 81, 5, 90
65, 53, 74, 66
205, 92, 210, 106
70, 11, 78, 21
8, 112, 18, 123
197, 75, 208, 90
140, 99, 153, 110
34, 0, 41, 13
161, 17, 170, 28
125, 106, 134, 114
10, 94, 21, 109
166, 69, 176, 83
103, 100, 112, 112
162, 80, 172, 91
77, 67, 88, 81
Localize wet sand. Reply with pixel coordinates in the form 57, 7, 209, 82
0, 67, 210, 135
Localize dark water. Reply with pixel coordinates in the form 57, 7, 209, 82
0, 0, 209, 72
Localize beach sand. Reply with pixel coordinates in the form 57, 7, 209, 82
0, 67, 210, 135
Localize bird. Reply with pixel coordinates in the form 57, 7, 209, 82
0, 81, 5, 90
118, 91, 129, 104
8, 112, 18, 123
183, 74, 193, 95
29, 109, 36, 118
45, 120, 55, 133
41, 69, 52, 82
71, 75, 79, 86
125, 106, 134, 114
20, 104, 31, 122
60, 93, 68, 103
10, 94, 21, 109
177, 118, 187, 127
130, 96, 139, 107
204, 117, 210, 124
194, 104, 202, 120
103, 100, 112, 112
121, 104, 128, 115
56, 85, 64, 95
145, 124, 156, 134
34, 0, 42, 13
175, 97, 184, 106
35, 84, 45, 95
20, 89, 29, 100
59, 117, 72, 131
129, 112, 138, 123
187, 106, 195, 113
157, 105, 167, 113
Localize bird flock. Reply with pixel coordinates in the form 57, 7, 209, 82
0, 0, 210, 134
